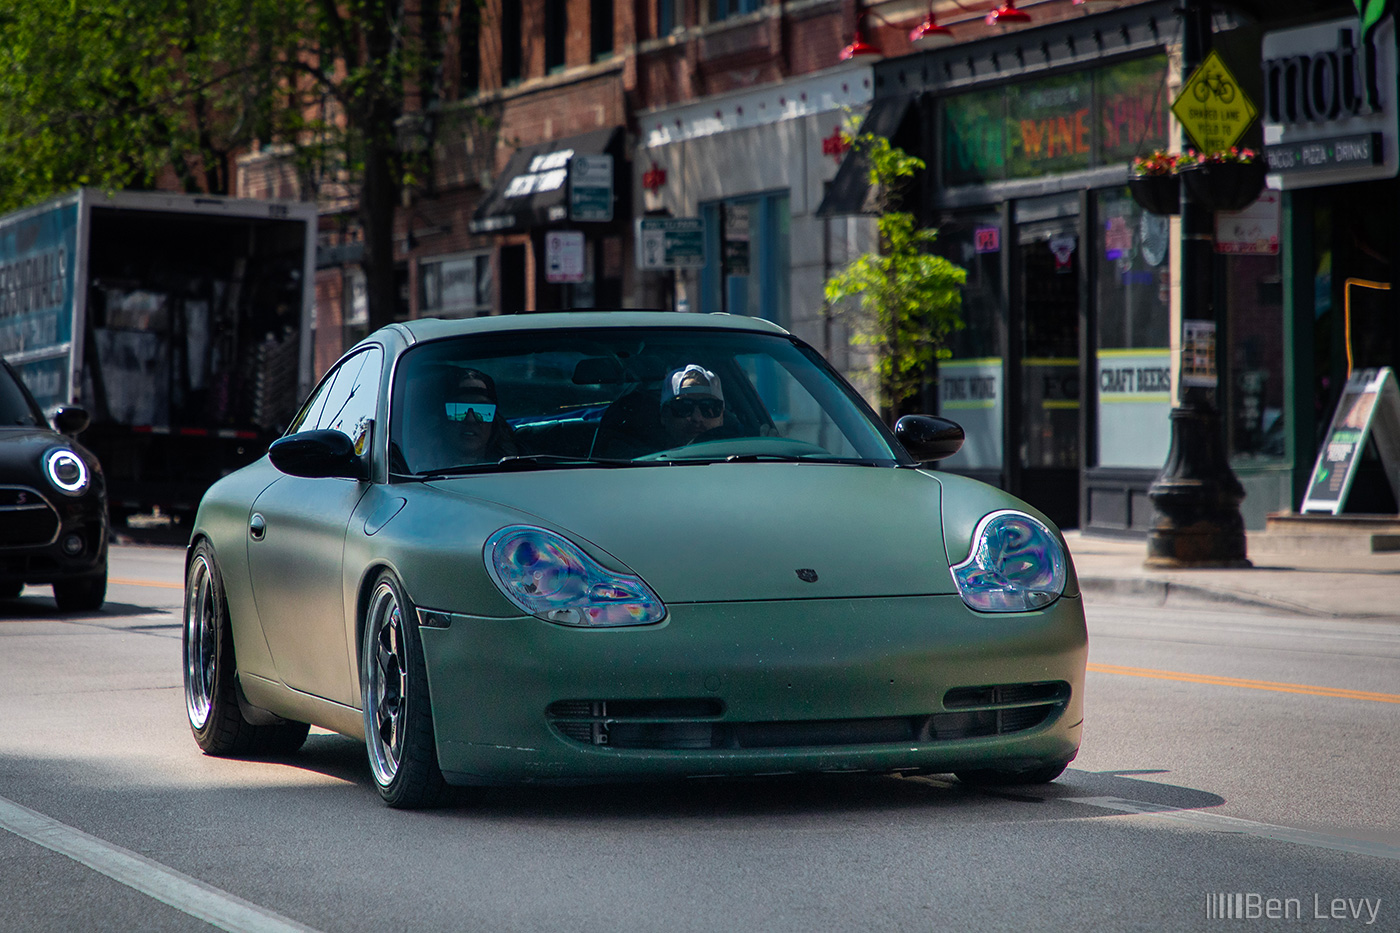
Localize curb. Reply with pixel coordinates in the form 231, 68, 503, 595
1077, 575, 1335, 618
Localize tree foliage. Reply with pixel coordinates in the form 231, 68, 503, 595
823, 130, 966, 419
0, 0, 280, 205
0, 0, 461, 331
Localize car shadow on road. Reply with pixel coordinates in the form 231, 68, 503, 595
0, 597, 164, 620
280, 732, 1225, 825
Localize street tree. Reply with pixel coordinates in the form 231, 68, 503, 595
0, 0, 463, 333
823, 130, 966, 421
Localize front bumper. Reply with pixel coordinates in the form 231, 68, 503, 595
0, 487, 108, 586
419, 594, 1087, 785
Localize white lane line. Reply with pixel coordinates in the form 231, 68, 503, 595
1067, 796, 1400, 862
0, 795, 324, 933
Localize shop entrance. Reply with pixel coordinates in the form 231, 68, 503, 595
1012, 215, 1082, 529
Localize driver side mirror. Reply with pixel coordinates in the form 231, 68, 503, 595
52, 406, 90, 436
269, 430, 366, 479
894, 415, 965, 463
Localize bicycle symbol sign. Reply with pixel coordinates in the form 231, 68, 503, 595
1171, 50, 1258, 153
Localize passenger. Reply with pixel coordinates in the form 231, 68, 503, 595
434, 367, 519, 465
660, 364, 729, 447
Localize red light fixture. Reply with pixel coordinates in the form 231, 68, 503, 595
839, 22, 883, 60
909, 5, 955, 49
985, 0, 1032, 26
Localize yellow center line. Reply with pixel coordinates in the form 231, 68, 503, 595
110, 578, 184, 590
1088, 662, 1400, 704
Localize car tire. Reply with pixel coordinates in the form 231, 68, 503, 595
361, 570, 448, 809
184, 540, 309, 756
955, 760, 1071, 787
52, 571, 106, 612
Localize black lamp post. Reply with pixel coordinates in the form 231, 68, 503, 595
1144, 0, 1251, 567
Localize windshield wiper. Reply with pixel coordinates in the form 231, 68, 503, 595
416, 454, 646, 478
637, 453, 888, 466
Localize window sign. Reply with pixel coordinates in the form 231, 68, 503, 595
723, 204, 751, 276
944, 88, 1007, 186
942, 56, 1170, 186
938, 357, 1004, 469
1098, 56, 1173, 164
1008, 74, 1092, 177
1216, 190, 1281, 255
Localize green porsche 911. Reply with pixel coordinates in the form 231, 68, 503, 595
183, 312, 1086, 808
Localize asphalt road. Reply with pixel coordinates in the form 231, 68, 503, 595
1, 544, 1397, 933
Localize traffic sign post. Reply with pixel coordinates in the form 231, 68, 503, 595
1146, 0, 1251, 568
569, 155, 613, 222
545, 231, 586, 283
635, 218, 706, 270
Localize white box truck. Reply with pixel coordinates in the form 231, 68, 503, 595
0, 189, 318, 524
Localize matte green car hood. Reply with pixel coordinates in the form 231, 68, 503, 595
426, 463, 956, 603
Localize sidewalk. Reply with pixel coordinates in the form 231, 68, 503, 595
1064, 531, 1400, 620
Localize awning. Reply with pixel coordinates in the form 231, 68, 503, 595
816, 95, 920, 218
470, 126, 625, 234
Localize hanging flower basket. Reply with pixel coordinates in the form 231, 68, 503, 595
1128, 173, 1181, 215
1128, 149, 1181, 216
1179, 159, 1267, 212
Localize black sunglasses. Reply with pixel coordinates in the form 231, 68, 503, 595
666, 398, 723, 418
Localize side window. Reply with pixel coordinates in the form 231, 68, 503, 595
291, 347, 384, 455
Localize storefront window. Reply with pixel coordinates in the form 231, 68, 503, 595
1094, 189, 1172, 468
1226, 253, 1286, 460
937, 211, 1005, 471
941, 55, 1169, 188
419, 251, 492, 318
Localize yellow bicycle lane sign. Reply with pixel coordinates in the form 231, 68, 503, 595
1170, 49, 1258, 152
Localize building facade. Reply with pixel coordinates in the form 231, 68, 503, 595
262, 0, 1399, 533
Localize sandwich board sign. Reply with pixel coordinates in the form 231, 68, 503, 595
1301, 367, 1400, 514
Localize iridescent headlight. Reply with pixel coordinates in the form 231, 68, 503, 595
43, 448, 90, 496
951, 510, 1067, 612
485, 525, 666, 627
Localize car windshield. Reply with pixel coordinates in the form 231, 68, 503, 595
0, 365, 44, 427
388, 327, 904, 475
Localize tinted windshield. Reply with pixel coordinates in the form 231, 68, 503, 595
0, 363, 44, 427
389, 327, 902, 474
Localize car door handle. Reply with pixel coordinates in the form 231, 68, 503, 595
249, 512, 267, 541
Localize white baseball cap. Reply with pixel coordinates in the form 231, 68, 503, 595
661, 364, 724, 405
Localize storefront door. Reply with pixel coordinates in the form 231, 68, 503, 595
1013, 216, 1081, 529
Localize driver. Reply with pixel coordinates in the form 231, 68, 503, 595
660, 364, 726, 447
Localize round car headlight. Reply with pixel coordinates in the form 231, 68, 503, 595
951, 510, 1067, 612
485, 525, 666, 627
43, 448, 90, 496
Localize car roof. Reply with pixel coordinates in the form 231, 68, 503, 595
390, 311, 791, 346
